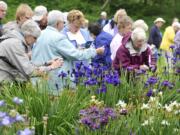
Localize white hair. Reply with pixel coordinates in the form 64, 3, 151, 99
0, 1, 7, 10
172, 22, 180, 29
21, 19, 41, 38
133, 19, 148, 32
48, 10, 64, 27
131, 28, 146, 41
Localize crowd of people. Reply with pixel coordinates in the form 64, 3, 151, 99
0, 1, 179, 93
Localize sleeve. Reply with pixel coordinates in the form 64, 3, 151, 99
174, 32, 180, 46
95, 37, 109, 58
53, 38, 97, 61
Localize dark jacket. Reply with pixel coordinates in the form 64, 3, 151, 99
148, 25, 162, 48
97, 19, 109, 28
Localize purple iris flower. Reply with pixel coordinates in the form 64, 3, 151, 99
15, 114, 25, 122
170, 45, 175, 49
161, 80, 174, 89
0, 100, 5, 107
17, 128, 35, 135
79, 106, 116, 130
145, 76, 158, 86
13, 97, 23, 105
146, 89, 153, 97
96, 84, 107, 94
1, 116, 11, 126
58, 71, 67, 78
0, 111, 7, 118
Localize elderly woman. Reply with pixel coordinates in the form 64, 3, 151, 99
3, 3, 33, 34
103, 9, 127, 37
0, 20, 62, 83
62, 9, 92, 49
113, 28, 156, 71
110, 15, 133, 60
31, 10, 104, 92
88, 23, 113, 66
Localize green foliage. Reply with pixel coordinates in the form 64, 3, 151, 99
3, 0, 180, 26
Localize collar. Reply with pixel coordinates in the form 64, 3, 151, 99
125, 41, 147, 56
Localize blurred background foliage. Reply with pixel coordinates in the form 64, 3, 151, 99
4, 0, 180, 27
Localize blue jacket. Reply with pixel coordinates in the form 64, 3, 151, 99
92, 31, 113, 66
148, 25, 162, 49
31, 26, 97, 93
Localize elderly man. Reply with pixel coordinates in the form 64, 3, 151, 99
31, 10, 104, 92
0, 1, 7, 36
148, 18, 165, 49
0, 20, 62, 83
113, 28, 156, 72
32, 5, 48, 30
97, 11, 108, 28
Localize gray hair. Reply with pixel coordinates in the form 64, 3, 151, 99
48, 10, 64, 27
131, 28, 146, 41
133, 19, 148, 32
21, 19, 41, 38
0, 1, 7, 10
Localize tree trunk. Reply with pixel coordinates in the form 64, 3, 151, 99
101, 0, 110, 10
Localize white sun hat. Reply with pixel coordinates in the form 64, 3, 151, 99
154, 17, 165, 24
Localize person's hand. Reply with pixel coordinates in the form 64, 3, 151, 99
96, 46, 105, 55
45, 57, 62, 65
49, 58, 64, 69
140, 64, 149, 70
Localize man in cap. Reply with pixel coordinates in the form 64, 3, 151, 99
148, 17, 165, 49
97, 11, 109, 28
32, 5, 48, 30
